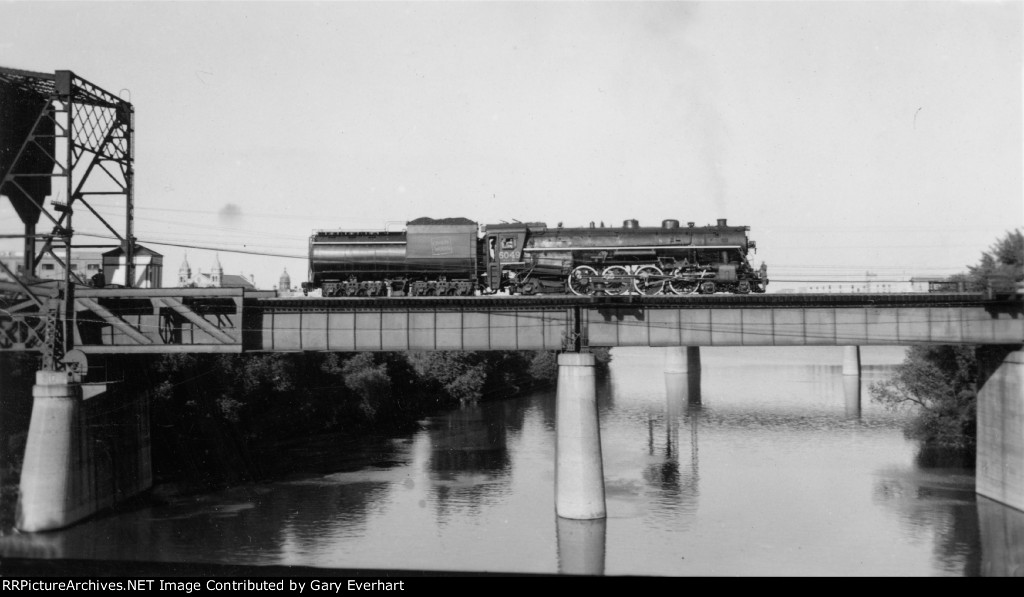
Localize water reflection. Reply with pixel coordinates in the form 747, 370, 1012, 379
641, 373, 701, 517
556, 516, 606, 575
978, 496, 1024, 576
4, 346, 1022, 576
870, 446, 985, 576
426, 402, 514, 522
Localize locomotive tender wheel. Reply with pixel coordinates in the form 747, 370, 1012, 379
601, 266, 631, 296
568, 265, 599, 296
634, 265, 665, 296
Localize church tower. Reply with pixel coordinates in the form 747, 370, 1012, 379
178, 253, 192, 287
211, 253, 223, 287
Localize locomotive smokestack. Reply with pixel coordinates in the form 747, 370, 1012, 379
623, 219, 639, 229
662, 219, 679, 229
717, 218, 727, 227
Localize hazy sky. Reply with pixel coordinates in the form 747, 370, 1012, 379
1, 1, 1021, 291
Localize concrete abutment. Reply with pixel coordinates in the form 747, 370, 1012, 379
977, 347, 1024, 513
16, 368, 152, 532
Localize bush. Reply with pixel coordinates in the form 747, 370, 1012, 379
870, 345, 978, 450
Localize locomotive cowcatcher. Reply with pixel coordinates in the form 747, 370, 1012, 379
302, 217, 768, 297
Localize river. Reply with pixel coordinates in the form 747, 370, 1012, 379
1, 345, 1020, 576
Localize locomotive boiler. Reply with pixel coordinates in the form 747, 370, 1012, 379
303, 217, 767, 297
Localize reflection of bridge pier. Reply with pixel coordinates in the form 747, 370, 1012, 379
556, 516, 606, 575
651, 362, 701, 512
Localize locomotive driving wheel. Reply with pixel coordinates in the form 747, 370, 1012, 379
633, 265, 665, 295
667, 268, 697, 295
568, 265, 599, 296
601, 266, 630, 295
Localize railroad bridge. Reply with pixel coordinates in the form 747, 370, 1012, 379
3, 285, 1020, 354
1, 283, 1022, 530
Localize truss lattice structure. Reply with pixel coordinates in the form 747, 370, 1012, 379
1, 66, 136, 365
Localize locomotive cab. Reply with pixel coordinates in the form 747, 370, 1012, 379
481, 224, 531, 293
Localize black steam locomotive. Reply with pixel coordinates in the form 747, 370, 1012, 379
302, 217, 767, 297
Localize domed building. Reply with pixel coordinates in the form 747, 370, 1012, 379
277, 268, 294, 296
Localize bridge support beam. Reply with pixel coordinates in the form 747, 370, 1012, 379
977, 347, 1024, 512
555, 352, 606, 520
842, 346, 862, 417
842, 346, 861, 376
665, 346, 701, 375
16, 367, 152, 532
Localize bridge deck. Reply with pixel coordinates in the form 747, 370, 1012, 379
251, 293, 1020, 352
2, 289, 1020, 354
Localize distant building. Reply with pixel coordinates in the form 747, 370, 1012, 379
0, 250, 29, 281
177, 253, 255, 289
0, 250, 103, 283
798, 272, 952, 294
0, 248, 162, 287
909, 276, 964, 292
102, 245, 163, 288
276, 268, 295, 296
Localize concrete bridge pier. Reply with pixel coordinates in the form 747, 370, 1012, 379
842, 346, 862, 416
17, 370, 89, 532
665, 346, 701, 375
665, 346, 701, 405
555, 352, 606, 520
16, 363, 152, 533
976, 347, 1024, 513
843, 376, 862, 419
842, 346, 861, 376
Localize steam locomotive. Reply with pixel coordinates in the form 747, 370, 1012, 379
301, 217, 768, 297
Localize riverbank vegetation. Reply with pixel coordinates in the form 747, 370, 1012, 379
870, 230, 1022, 455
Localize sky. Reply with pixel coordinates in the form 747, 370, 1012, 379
1, 0, 1021, 292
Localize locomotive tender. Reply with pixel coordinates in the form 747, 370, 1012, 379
302, 217, 768, 297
